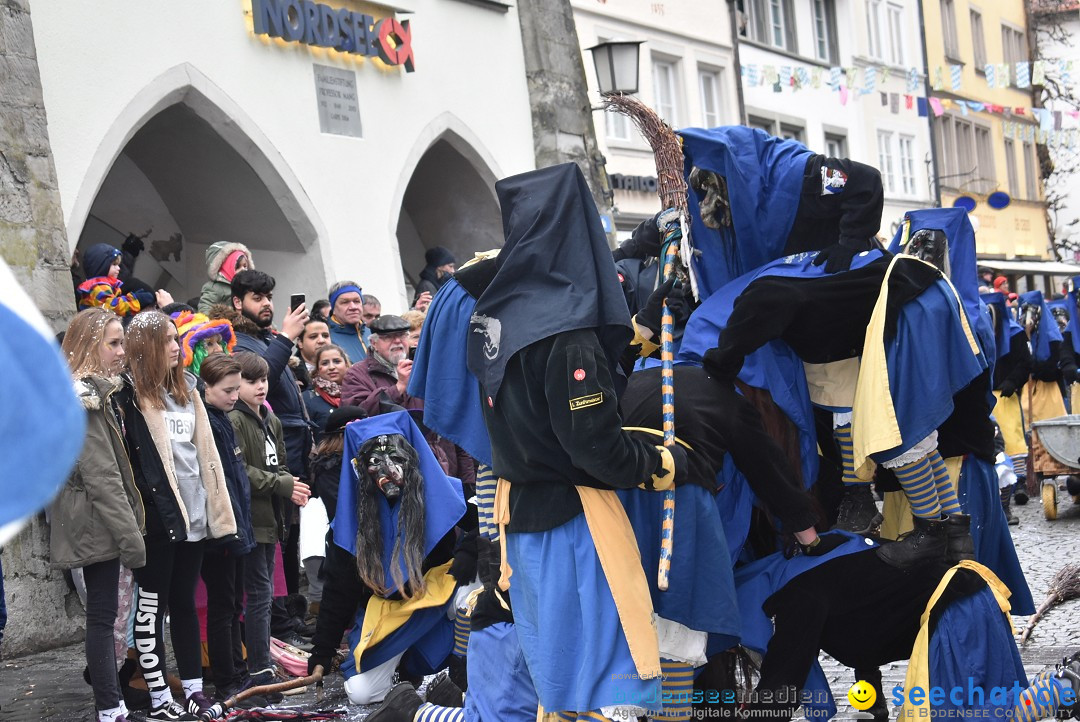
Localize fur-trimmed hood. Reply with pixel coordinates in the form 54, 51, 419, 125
74, 375, 124, 411
205, 241, 254, 281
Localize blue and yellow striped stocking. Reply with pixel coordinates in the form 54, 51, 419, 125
415, 703, 466, 722
653, 659, 694, 721
1012, 454, 1029, 481
1012, 670, 1063, 722
893, 455, 943, 519
927, 450, 961, 514
833, 424, 864, 486
452, 606, 470, 658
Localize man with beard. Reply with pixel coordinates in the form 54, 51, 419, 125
342, 315, 423, 416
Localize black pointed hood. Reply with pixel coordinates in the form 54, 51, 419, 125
467, 163, 631, 402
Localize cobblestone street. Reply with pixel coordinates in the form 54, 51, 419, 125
3, 494, 1078, 722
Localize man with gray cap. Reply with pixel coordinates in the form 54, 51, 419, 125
342, 314, 423, 416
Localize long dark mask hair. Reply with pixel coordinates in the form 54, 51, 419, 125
352, 434, 427, 599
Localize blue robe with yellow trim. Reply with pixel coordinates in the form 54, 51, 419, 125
332, 411, 466, 676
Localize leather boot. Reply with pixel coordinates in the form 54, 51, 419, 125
425, 671, 464, 708
876, 515, 948, 568
831, 485, 884, 535
946, 513, 976, 563
853, 667, 889, 722
1001, 488, 1019, 526
365, 683, 424, 722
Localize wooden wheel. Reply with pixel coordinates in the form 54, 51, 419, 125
1043, 481, 1058, 520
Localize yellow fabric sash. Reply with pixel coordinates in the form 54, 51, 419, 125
1024, 379, 1067, 429
576, 486, 662, 681
901, 561, 1013, 719
352, 560, 456, 668
493, 479, 662, 681
852, 255, 980, 470
993, 392, 1027, 457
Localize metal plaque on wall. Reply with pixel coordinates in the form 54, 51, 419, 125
313, 64, 362, 138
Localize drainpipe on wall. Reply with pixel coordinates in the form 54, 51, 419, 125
917, 0, 943, 207
728, 0, 748, 124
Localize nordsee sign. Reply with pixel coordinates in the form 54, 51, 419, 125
251, 0, 415, 72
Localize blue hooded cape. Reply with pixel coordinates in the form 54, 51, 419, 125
1018, 290, 1062, 362
678, 126, 814, 299
1067, 277, 1080, 354
407, 277, 492, 466
332, 410, 466, 594
980, 291, 1021, 360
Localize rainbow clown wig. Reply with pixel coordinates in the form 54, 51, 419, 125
171, 310, 236, 375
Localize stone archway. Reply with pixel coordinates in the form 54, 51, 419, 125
393, 122, 505, 298
72, 65, 326, 309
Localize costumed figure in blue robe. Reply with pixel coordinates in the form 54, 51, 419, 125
883, 209, 1033, 613
304, 411, 468, 707
982, 290, 1032, 497
362, 254, 543, 722
1019, 290, 1068, 429
676, 126, 884, 300
711, 538, 1076, 722
467, 163, 706, 721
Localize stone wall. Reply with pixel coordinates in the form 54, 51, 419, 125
515, 0, 614, 225
0, 0, 86, 657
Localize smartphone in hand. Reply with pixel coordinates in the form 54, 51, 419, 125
290, 294, 306, 312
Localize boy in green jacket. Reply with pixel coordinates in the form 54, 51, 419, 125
229, 352, 310, 696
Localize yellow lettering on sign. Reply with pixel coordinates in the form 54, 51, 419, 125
569, 392, 604, 411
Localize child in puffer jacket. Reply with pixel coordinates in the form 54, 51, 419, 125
76, 243, 155, 316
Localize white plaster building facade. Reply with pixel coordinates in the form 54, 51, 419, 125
572, 0, 742, 238
735, 0, 935, 239
30, 0, 537, 318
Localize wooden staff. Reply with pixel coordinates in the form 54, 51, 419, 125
602, 93, 689, 591
198, 665, 325, 720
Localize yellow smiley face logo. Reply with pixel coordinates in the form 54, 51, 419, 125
848, 680, 877, 711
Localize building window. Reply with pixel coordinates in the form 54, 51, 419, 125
605, 110, 631, 141
941, 0, 960, 58
747, 114, 774, 134
738, 0, 796, 52
825, 133, 847, 158
878, 131, 897, 194
970, 9, 987, 69
869, 0, 904, 65
652, 58, 680, 127
1023, 140, 1039, 200
780, 123, 804, 143
899, 135, 917, 196
974, 125, 995, 187
1001, 24, 1027, 83
867, 0, 884, 60
699, 69, 722, 128
811, 0, 837, 63
887, 3, 904, 66
1003, 138, 1019, 198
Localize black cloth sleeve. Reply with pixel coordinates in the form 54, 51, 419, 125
706, 280, 800, 380
309, 543, 369, 660
544, 329, 662, 489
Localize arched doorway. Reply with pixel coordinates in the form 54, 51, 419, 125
396, 135, 503, 298
74, 71, 325, 313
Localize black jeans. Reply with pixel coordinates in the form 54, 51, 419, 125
133, 539, 205, 692
84, 558, 121, 711
201, 550, 247, 690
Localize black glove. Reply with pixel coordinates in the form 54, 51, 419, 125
999, 380, 1017, 398
812, 237, 871, 274
702, 345, 742, 382
668, 443, 690, 487
122, 234, 145, 257
636, 278, 689, 336
801, 533, 848, 557
307, 651, 334, 677
612, 214, 664, 262
448, 545, 479, 585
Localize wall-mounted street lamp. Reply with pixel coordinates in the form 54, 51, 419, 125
587, 40, 643, 95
